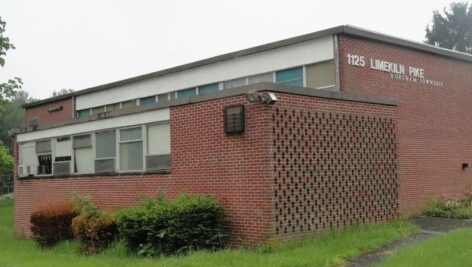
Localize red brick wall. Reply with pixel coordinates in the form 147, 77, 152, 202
268, 93, 397, 239
24, 97, 73, 128
338, 35, 472, 214
14, 95, 274, 244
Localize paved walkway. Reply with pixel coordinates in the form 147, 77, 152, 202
346, 217, 472, 267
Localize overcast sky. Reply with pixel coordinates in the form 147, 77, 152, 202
0, 0, 457, 100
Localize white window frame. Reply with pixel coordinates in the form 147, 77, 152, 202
117, 125, 145, 172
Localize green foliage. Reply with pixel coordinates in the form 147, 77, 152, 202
117, 193, 229, 256
70, 194, 118, 254
0, 141, 13, 179
51, 88, 74, 97
0, 16, 21, 104
0, 90, 36, 149
0, 16, 15, 67
0, 199, 417, 267
30, 203, 77, 247
423, 196, 472, 218
70, 193, 101, 218
71, 212, 118, 254
425, 1, 472, 54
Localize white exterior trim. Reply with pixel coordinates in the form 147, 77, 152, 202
17, 108, 170, 143
76, 36, 334, 110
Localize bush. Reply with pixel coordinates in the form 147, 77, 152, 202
70, 194, 118, 254
71, 212, 118, 254
117, 193, 229, 256
30, 202, 77, 247
424, 197, 472, 219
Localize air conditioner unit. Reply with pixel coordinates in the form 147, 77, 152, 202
18, 165, 36, 177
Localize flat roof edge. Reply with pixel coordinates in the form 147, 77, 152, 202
14, 83, 397, 136
24, 24, 468, 108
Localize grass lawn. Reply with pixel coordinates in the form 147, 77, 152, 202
378, 228, 472, 267
0, 199, 416, 267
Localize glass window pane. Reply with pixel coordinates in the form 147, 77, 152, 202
77, 109, 91, 118
224, 78, 247, 89
120, 127, 142, 141
276, 67, 303, 86
121, 100, 136, 109
148, 123, 171, 155
198, 83, 219, 95
96, 130, 116, 158
19, 142, 38, 166
55, 137, 72, 157
306, 61, 335, 89
139, 96, 156, 106
91, 106, 105, 115
120, 141, 143, 170
105, 103, 121, 112
248, 73, 273, 84
73, 135, 92, 148
37, 154, 52, 175
157, 93, 169, 103
177, 88, 197, 98
36, 140, 51, 153
75, 147, 93, 174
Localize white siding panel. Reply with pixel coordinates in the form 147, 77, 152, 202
76, 36, 334, 109
17, 109, 169, 142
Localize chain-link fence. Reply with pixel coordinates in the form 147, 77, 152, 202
0, 175, 13, 196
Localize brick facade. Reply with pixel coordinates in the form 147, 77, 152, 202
14, 91, 398, 243
24, 97, 73, 128
338, 35, 472, 214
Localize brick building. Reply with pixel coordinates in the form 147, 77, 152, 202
13, 25, 472, 243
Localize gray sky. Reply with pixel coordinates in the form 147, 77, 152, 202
0, 0, 457, 100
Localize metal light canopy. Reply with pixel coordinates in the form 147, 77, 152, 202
245, 91, 278, 105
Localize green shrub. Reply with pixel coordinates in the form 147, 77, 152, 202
72, 212, 118, 254
117, 193, 229, 256
30, 202, 77, 247
424, 197, 472, 219
70, 194, 118, 254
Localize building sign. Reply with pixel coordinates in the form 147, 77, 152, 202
346, 53, 443, 87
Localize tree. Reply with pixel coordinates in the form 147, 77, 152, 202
0, 16, 21, 114
0, 141, 13, 181
51, 88, 74, 97
425, 1, 472, 54
0, 90, 36, 149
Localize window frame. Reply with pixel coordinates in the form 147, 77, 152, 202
117, 125, 145, 172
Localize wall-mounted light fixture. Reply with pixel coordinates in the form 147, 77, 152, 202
462, 163, 469, 170
245, 91, 278, 105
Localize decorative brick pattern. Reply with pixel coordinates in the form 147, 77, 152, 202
271, 106, 398, 237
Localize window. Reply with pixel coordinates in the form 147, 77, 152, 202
248, 73, 273, 84
119, 127, 143, 171
139, 96, 156, 106
224, 78, 247, 89
77, 109, 91, 118
121, 100, 136, 109
306, 61, 335, 89
275, 67, 303, 86
36, 140, 52, 175
157, 93, 169, 104
19, 142, 38, 167
177, 88, 197, 98
54, 137, 72, 174
91, 106, 105, 115
147, 123, 171, 170
73, 134, 93, 174
198, 83, 219, 95
95, 130, 116, 172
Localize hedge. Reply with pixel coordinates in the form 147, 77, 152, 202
117, 194, 229, 256
30, 202, 77, 247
